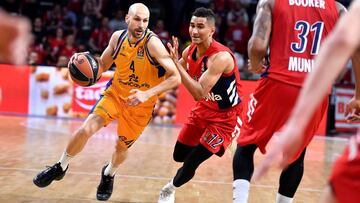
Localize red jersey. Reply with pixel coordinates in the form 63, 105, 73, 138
266, 0, 339, 86
186, 40, 242, 110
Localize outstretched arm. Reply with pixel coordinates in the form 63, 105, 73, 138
254, 0, 360, 180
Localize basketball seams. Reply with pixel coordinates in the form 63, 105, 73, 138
69, 53, 100, 86
76, 54, 94, 80
84, 53, 99, 82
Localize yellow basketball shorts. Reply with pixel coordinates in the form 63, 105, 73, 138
91, 87, 153, 148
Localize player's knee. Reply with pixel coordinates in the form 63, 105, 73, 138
173, 151, 186, 162
173, 141, 194, 162
233, 144, 257, 180
81, 114, 105, 135
173, 144, 186, 162
74, 127, 92, 140
289, 148, 306, 169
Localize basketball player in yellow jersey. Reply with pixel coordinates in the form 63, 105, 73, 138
33, 3, 181, 201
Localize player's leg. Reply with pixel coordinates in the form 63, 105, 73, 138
276, 98, 328, 203
277, 149, 306, 203
158, 125, 205, 203
66, 113, 105, 160
173, 123, 205, 162
158, 144, 213, 203
97, 141, 128, 201
33, 113, 105, 188
159, 121, 233, 203
33, 91, 115, 188
97, 105, 152, 201
232, 144, 257, 203
173, 141, 196, 162
173, 144, 213, 186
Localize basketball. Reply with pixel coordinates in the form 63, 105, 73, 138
68, 53, 101, 86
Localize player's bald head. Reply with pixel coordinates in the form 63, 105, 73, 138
128, 3, 150, 17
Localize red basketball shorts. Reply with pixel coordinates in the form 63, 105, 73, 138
177, 103, 243, 156
237, 77, 328, 162
329, 135, 360, 203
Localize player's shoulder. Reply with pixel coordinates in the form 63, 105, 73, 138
109, 30, 127, 44
111, 30, 126, 39
210, 51, 232, 61
208, 51, 234, 69
146, 31, 161, 44
145, 33, 165, 51
144, 32, 167, 58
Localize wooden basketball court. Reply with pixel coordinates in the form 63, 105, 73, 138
0, 115, 348, 203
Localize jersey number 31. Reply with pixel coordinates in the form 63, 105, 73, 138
291, 21, 324, 55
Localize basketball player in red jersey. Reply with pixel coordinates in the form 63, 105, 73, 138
253, 0, 360, 202
33, 3, 181, 201
158, 7, 243, 203
232, 0, 347, 202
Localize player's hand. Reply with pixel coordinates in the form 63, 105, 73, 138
68, 51, 90, 64
67, 52, 93, 71
248, 59, 266, 74
167, 36, 180, 63
127, 89, 150, 106
345, 96, 360, 122
253, 124, 303, 181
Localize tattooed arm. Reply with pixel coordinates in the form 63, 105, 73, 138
247, 0, 273, 73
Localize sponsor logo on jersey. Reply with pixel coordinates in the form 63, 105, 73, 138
204, 92, 223, 101
137, 46, 144, 58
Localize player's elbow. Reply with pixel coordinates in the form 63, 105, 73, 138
174, 74, 182, 87
193, 90, 207, 101
174, 74, 181, 87
169, 73, 181, 88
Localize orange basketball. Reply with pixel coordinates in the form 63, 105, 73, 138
68, 53, 101, 86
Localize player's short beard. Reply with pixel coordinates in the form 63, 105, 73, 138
131, 28, 143, 39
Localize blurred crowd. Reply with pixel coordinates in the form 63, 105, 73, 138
0, 0, 353, 124
0, 0, 264, 80
0, 0, 353, 78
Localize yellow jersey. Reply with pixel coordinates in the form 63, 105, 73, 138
108, 29, 166, 108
